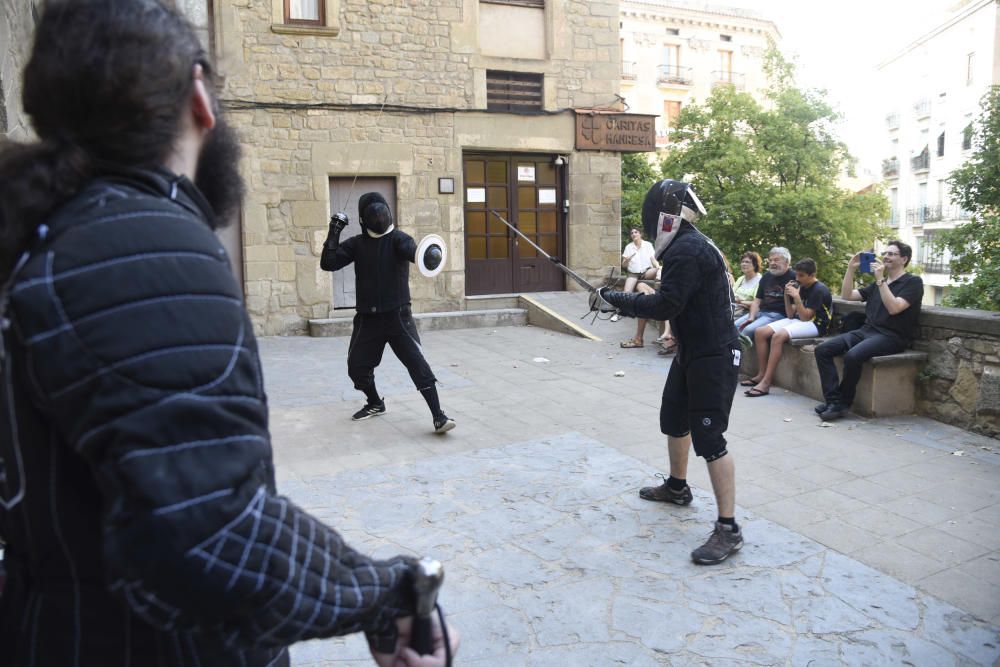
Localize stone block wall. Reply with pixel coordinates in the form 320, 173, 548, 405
215, 0, 622, 334
834, 300, 1000, 438
1, 0, 37, 140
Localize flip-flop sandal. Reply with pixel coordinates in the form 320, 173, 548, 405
620, 340, 644, 348
744, 387, 769, 397
739, 379, 758, 387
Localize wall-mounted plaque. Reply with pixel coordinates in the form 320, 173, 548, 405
575, 112, 656, 152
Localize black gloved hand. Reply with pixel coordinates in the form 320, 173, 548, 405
589, 286, 617, 314
325, 212, 350, 251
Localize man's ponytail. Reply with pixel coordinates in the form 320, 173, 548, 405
0, 139, 92, 280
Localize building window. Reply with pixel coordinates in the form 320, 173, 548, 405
482, 0, 544, 6
966, 52, 975, 86
719, 50, 733, 75
937, 131, 945, 157
666, 28, 679, 36
720, 34, 732, 42
487, 71, 543, 112
664, 100, 681, 129
285, 0, 323, 24
962, 123, 973, 151
663, 44, 679, 69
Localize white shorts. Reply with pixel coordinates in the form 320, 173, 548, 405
767, 318, 819, 338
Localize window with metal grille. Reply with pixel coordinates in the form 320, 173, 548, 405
482, 0, 543, 7
487, 71, 543, 112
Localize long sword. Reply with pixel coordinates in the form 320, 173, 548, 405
488, 210, 597, 292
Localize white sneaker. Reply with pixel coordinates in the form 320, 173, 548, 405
610, 313, 620, 322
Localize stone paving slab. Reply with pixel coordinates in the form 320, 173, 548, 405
284, 434, 999, 666
257, 297, 1000, 661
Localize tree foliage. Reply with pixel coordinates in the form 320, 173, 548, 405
621, 152, 658, 246
941, 86, 1000, 311
657, 49, 888, 287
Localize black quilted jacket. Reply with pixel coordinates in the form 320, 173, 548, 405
320, 230, 418, 314
0, 167, 415, 666
604, 223, 739, 357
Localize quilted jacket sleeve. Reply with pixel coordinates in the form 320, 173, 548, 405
9, 193, 415, 648
603, 245, 700, 321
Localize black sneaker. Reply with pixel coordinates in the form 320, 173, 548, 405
814, 402, 831, 415
352, 400, 386, 421
433, 414, 456, 434
820, 403, 849, 421
639, 474, 693, 505
691, 521, 743, 565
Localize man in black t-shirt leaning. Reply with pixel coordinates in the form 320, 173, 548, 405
742, 258, 832, 397
814, 241, 924, 421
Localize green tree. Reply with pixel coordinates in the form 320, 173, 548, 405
659, 49, 888, 287
621, 152, 658, 246
940, 86, 1000, 311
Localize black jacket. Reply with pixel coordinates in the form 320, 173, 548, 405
0, 167, 414, 666
321, 230, 417, 314
605, 223, 739, 357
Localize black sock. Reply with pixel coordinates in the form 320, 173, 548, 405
419, 385, 442, 419
667, 476, 687, 491
718, 516, 738, 530
362, 385, 381, 405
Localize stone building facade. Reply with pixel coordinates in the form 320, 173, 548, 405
0, 0, 38, 140
210, 0, 624, 335
619, 0, 779, 150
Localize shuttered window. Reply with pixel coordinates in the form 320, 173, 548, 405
487, 71, 543, 112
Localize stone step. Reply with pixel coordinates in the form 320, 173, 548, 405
308, 308, 528, 337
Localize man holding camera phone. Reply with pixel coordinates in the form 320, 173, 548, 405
813, 241, 924, 421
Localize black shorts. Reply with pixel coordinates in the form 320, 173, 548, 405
660, 346, 741, 459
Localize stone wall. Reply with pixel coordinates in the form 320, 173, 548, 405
215, 0, 622, 334
834, 299, 1000, 439
0, 0, 37, 140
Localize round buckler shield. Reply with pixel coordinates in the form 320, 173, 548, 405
416, 234, 447, 278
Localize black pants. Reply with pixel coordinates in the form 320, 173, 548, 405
660, 345, 741, 460
814, 325, 905, 406
347, 306, 436, 395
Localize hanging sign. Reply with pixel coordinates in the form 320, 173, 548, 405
575, 112, 656, 152
517, 166, 536, 182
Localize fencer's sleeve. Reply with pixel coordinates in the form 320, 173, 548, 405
320, 234, 358, 271
395, 231, 418, 263
12, 203, 415, 648
602, 249, 699, 320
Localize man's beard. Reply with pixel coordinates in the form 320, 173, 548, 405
195, 116, 245, 229
769, 266, 786, 276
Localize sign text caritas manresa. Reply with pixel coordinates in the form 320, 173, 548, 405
575, 112, 656, 152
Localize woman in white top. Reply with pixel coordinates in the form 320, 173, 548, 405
613, 228, 660, 323
732, 251, 762, 318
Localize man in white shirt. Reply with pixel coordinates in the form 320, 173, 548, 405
614, 228, 660, 322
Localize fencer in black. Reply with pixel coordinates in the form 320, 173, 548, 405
0, 168, 419, 666
321, 192, 455, 433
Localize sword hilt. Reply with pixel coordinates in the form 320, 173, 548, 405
409, 557, 444, 656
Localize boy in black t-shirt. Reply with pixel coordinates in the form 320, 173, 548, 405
743, 258, 832, 397
814, 241, 924, 420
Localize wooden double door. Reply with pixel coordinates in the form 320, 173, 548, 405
463, 153, 566, 296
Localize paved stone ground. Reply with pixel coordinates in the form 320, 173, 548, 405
260, 292, 1000, 665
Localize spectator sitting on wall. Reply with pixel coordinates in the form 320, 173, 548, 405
732, 251, 762, 318
814, 241, 924, 421
741, 258, 832, 397
612, 227, 660, 322
734, 247, 795, 339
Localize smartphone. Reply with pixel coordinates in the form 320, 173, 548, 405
859, 252, 876, 274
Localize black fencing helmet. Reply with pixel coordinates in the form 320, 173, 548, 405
641, 179, 707, 256
359, 192, 394, 236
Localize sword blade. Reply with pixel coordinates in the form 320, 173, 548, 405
489, 210, 596, 292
